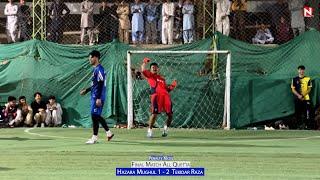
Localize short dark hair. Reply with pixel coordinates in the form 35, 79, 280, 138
19, 96, 26, 100
34, 92, 42, 98
150, 62, 159, 68
48, 95, 56, 100
298, 65, 305, 70
89, 50, 101, 59
8, 96, 16, 102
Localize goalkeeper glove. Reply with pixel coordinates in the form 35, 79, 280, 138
143, 57, 151, 63
168, 80, 177, 92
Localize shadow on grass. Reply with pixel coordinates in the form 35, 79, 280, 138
0, 167, 15, 171
0, 137, 53, 141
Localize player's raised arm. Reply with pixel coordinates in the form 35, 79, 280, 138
141, 57, 150, 72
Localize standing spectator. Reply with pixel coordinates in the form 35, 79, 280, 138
48, 0, 70, 43
161, 0, 175, 44
80, 0, 94, 45
156, 0, 163, 43
17, 0, 31, 41
215, 0, 231, 36
277, 16, 292, 44
17, 96, 33, 127
252, 23, 274, 44
131, 0, 145, 44
288, 0, 305, 36
117, 0, 130, 43
31, 92, 47, 128
99, 1, 118, 43
45, 96, 63, 127
4, 0, 19, 43
291, 65, 313, 129
182, 0, 194, 44
174, 0, 183, 43
5, 96, 18, 127
231, 0, 247, 41
144, 0, 158, 44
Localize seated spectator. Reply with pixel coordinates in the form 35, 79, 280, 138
5, 96, 19, 127
17, 96, 33, 127
45, 96, 63, 127
31, 92, 47, 128
252, 23, 274, 44
276, 16, 292, 44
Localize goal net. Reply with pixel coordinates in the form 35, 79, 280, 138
127, 50, 231, 129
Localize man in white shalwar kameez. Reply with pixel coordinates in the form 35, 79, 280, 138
215, 0, 231, 36
288, 0, 305, 36
4, 0, 18, 43
161, 0, 175, 45
182, 0, 194, 43
131, 0, 145, 44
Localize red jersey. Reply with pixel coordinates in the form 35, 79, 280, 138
142, 70, 169, 95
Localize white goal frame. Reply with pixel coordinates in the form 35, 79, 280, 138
126, 50, 231, 130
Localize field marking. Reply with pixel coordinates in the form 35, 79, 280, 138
24, 128, 86, 140
24, 128, 320, 144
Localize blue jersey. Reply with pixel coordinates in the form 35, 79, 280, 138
91, 64, 106, 102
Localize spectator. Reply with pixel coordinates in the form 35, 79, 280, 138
80, 0, 94, 45
99, 1, 118, 43
45, 96, 62, 127
17, 0, 31, 41
4, 0, 19, 43
288, 0, 305, 36
5, 96, 18, 127
182, 0, 194, 44
156, 0, 163, 43
252, 23, 274, 44
162, 0, 175, 44
174, 0, 183, 43
131, 0, 145, 44
276, 16, 292, 44
215, 0, 231, 36
231, 0, 247, 41
144, 0, 158, 44
31, 92, 47, 128
16, 96, 33, 127
48, 0, 70, 43
267, 0, 290, 38
116, 0, 130, 43
291, 65, 313, 129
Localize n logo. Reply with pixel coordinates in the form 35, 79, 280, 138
304, 6, 314, 17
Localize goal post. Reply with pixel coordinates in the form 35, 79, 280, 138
127, 50, 231, 130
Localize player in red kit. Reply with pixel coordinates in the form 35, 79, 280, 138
141, 57, 177, 138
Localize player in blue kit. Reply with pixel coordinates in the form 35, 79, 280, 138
80, 50, 114, 144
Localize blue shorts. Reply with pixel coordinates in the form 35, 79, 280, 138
91, 99, 104, 116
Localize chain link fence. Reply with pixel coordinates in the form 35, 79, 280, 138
0, 0, 319, 45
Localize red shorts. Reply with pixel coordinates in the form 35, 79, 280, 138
150, 93, 172, 114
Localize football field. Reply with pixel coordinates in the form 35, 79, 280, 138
1, 128, 320, 180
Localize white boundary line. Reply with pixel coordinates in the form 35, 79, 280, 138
24, 128, 320, 143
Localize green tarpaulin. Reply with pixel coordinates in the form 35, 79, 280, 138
1, 30, 319, 129
0, 39, 214, 128
217, 29, 320, 128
